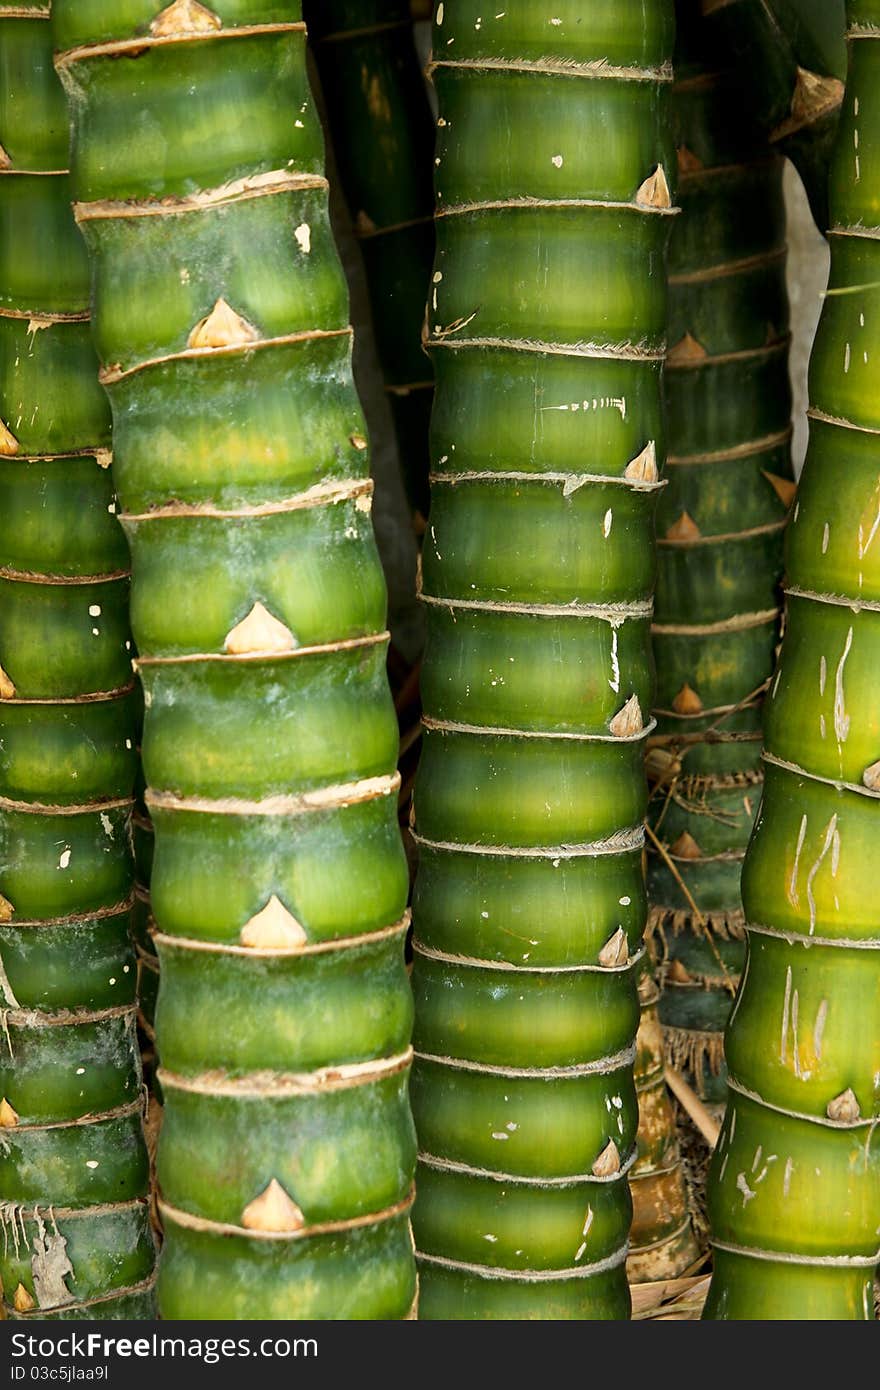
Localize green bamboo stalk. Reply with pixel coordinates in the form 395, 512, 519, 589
701, 0, 847, 230
647, 0, 795, 1130
306, 0, 435, 521
0, 5, 156, 1319
408, 0, 677, 1319
704, 0, 880, 1320
52, 0, 416, 1320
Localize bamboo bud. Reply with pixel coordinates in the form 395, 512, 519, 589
676, 145, 704, 174
187, 298, 260, 351
150, 1, 222, 38
0, 894, 13, 922
667, 332, 708, 366
826, 1088, 860, 1124
671, 831, 702, 860
645, 747, 681, 784
592, 1138, 621, 1177
598, 928, 629, 968
636, 165, 672, 210
667, 959, 693, 985
223, 602, 297, 656
240, 896, 308, 950
672, 682, 703, 715
781, 66, 846, 135
0, 143, 10, 170
665, 511, 702, 541
0, 664, 16, 699
241, 1178, 305, 1233
13, 1284, 35, 1314
349, 433, 368, 451
762, 471, 797, 508
862, 760, 880, 791
0, 419, 20, 455
624, 440, 658, 483
609, 694, 643, 738
0, 1098, 20, 1127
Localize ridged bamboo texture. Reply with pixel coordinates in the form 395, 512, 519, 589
408, 0, 676, 1319
306, 0, 435, 519
52, 0, 416, 1320
647, 0, 795, 1116
704, 0, 880, 1320
701, 0, 847, 230
0, 7, 156, 1320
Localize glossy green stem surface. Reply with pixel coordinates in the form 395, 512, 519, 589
52, 0, 415, 1320
0, 7, 155, 1320
704, 2, 880, 1320
409, 0, 676, 1319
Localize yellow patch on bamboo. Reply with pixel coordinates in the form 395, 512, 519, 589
240, 896, 307, 950
349, 433, 368, 451
672, 683, 703, 715
150, 0, 222, 37
635, 165, 671, 210
598, 927, 629, 968
0, 143, 11, 171
863, 759, 880, 791
0, 1098, 19, 1128
624, 440, 657, 484
666, 959, 693, 984
0, 893, 13, 922
187, 298, 259, 350
670, 831, 702, 860
762, 471, 797, 508
94, 449, 113, 471
676, 145, 703, 175
0, 664, 16, 700
667, 333, 708, 366
241, 1179, 305, 1233
826, 1088, 860, 1123
609, 694, 643, 738
0, 419, 20, 456
592, 1138, 621, 1178
224, 602, 297, 655
665, 511, 702, 542
13, 1283, 35, 1314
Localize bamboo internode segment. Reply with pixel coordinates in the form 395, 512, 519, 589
704, 3, 880, 1321
52, 0, 416, 1319
646, 2, 794, 1147
306, 0, 436, 519
407, 1, 676, 1320
0, 9, 156, 1318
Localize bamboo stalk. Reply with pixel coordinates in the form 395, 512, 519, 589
52, 0, 416, 1320
704, 0, 880, 1320
0, 5, 156, 1319
408, 0, 677, 1320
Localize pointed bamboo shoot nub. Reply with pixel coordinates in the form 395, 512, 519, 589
609, 694, 643, 738
150, 0, 222, 37
240, 896, 308, 950
349, 433, 368, 451
777, 67, 846, 138
861, 760, 880, 791
636, 165, 671, 210
670, 831, 702, 860
241, 1178, 305, 1232
826, 1088, 860, 1123
672, 682, 703, 715
0, 1098, 19, 1127
598, 927, 629, 968
0, 894, 13, 922
13, 1283, 35, 1314
592, 1138, 621, 1177
0, 419, 20, 456
645, 747, 681, 785
224, 602, 297, 656
762, 471, 797, 508
667, 959, 693, 984
0, 664, 16, 700
0, 143, 11, 171
187, 298, 259, 350
624, 440, 658, 483
667, 333, 708, 366
665, 511, 702, 542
